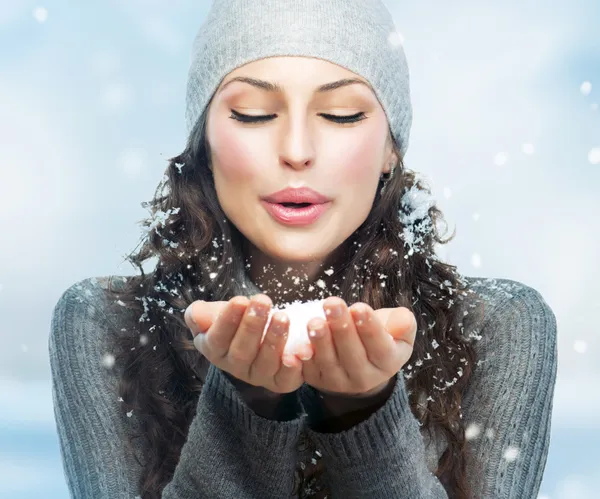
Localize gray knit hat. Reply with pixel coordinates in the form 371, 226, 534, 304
185, 0, 412, 159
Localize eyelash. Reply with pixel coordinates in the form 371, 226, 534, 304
229, 109, 366, 124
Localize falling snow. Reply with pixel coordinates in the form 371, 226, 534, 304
102, 353, 115, 369
580, 80, 592, 95
397, 176, 436, 257
387, 29, 404, 48
33, 7, 48, 23
494, 152, 509, 166
65, 127, 550, 497
588, 147, 600, 165
522, 143, 535, 155
143, 206, 181, 237
465, 423, 481, 441
573, 340, 587, 353
503, 446, 520, 462
9, 0, 584, 493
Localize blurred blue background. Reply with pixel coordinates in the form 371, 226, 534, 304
1, 1, 599, 497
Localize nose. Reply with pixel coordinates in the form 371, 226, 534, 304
283, 157, 312, 171
279, 118, 316, 172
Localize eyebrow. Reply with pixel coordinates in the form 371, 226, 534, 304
218, 76, 372, 94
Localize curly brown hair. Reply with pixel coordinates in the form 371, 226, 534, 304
103, 101, 487, 498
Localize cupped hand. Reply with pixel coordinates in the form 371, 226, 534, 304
300, 297, 417, 398
184, 295, 304, 394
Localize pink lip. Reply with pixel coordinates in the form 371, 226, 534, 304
262, 187, 331, 205
261, 201, 331, 226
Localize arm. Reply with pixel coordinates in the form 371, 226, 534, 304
222, 370, 304, 421
163, 364, 303, 497
49, 279, 306, 499
297, 284, 558, 498
299, 377, 396, 433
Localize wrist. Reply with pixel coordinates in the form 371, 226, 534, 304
318, 378, 395, 400
303, 376, 397, 426
222, 371, 281, 398
222, 370, 300, 420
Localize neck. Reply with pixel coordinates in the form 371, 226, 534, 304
242, 239, 344, 304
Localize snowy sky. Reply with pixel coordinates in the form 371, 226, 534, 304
0, 1, 599, 497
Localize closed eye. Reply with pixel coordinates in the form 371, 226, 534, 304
229, 109, 366, 124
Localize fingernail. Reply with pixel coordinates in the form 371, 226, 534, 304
271, 313, 289, 336
282, 355, 295, 368
249, 302, 269, 318
185, 304, 197, 326
351, 306, 367, 325
325, 304, 343, 319
308, 322, 324, 339
298, 350, 313, 361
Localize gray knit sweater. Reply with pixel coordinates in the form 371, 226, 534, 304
48, 275, 557, 498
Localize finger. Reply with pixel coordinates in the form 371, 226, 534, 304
250, 310, 289, 379
184, 300, 205, 337
375, 307, 417, 343
386, 307, 418, 344
194, 296, 249, 360
304, 316, 347, 390
274, 346, 304, 393
306, 316, 338, 369
185, 300, 228, 337
386, 307, 418, 367
254, 311, 304, 392
351, 303, 397, 372
228, 294, 272, 366
273, 359, 303, 393
184, 301, 197, 334
323, 297, 366, 378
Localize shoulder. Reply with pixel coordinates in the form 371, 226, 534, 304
460, 275, 558, 385
49, 275, 139, 375
52, 274, 137, 321
460, 275, 556, 332
52, 275, 126, 308
51, 277, 108, 335
463, 275, 548, 302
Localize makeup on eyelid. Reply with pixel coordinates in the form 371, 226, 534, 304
229, 109, 367, 124
219, 85, 376, 113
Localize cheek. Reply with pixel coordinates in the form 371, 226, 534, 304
332, 128, 386, 184
343, 148, 378, 181
211, 125, 260, 181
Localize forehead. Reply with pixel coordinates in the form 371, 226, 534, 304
216, 56, 375, 97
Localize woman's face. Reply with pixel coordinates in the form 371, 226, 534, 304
205, 56, 397, 265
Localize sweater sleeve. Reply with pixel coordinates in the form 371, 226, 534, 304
49, 279, 307, 499
297, 283, 558, 498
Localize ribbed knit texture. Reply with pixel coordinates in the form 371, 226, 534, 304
48, 275, 557, 498
185, 0, 413, 158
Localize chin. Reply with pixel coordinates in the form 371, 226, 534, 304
260, 238, 333, 264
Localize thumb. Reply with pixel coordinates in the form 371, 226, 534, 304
184, 300, 227, 337
375, 306, 417, 343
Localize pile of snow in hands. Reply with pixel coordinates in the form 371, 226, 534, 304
261, 299, 326, 357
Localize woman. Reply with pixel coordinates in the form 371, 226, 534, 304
49, 1, 558, 498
